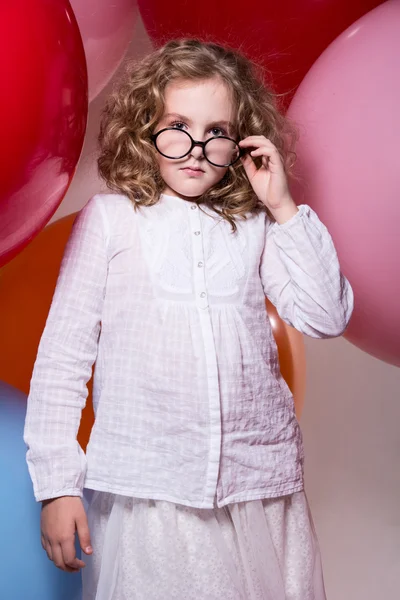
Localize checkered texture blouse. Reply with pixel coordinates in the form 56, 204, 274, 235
24, 193, 353, 508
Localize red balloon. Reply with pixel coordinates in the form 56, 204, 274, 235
0, 1, 88, 267
138, 0, 384, 107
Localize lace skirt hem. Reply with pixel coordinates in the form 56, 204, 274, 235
82, 489, 327, 600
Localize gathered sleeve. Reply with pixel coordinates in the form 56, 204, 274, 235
23, 195, 109, 501
260, 204, 354, 338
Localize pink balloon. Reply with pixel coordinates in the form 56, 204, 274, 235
70, 0, 138, 102
288, 0, 400, 367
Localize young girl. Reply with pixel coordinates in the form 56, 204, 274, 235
24, 39, 353, 599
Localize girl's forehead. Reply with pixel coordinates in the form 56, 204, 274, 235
163, 78, 234, 120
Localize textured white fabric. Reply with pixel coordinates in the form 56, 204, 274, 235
24, 192, 353, 507
81, 489, 327, 600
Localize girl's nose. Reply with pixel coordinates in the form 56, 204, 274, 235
190, 144, 204, 160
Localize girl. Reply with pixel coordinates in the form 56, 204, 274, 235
24, 39, 353, 599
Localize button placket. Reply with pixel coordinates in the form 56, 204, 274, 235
188, 204, 208, 309
186, 202, 221, 504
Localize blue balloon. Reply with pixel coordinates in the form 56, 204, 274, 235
0, 381, 82, 600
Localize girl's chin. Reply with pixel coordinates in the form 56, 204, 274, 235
163, 182, 209, 199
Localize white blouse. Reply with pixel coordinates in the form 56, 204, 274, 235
24, 193, 353, 508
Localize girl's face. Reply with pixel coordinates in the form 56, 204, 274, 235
154, 77, 235, 201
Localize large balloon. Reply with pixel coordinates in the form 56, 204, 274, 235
138, 0, 384, 108
0, 1, 88, 267
0, 210, 306, 434
0, 213, 94, 449
70, 0, 139, 102
287, 0, 400, 366
266, 299, 306, 418
0, 381, 82, 599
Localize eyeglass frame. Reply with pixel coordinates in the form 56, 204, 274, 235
150, 127, 246, 168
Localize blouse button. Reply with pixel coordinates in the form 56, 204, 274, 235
190, 205, 197, 210
200, 292, 206, 298
194, 231, 201, 236
197, 261, 204, 268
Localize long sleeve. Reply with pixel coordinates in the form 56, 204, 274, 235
23, 195, 109, 502
260, 204, 354, 338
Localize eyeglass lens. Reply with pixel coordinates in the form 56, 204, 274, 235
155, 129, 240, 166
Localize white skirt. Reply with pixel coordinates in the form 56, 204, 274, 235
82, 489, 327, 600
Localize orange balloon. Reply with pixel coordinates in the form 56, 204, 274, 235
0, 212, 94, 449
0, 214, 306, 451
266, 299, 306, 418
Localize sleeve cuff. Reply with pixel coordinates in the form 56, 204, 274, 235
269, 204, 310, 234
35, 488, 83, 503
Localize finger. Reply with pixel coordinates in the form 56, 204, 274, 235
239, 134, 271, 141
43, 539, 53, 561
239, 136, 275, 147
240, 153, 258, 178
239, 140, 279, 158
51, 543, 68, 572
248, 146, 278, 157
76, 510, 93, 556
249, 148, 283, 169
239, 140, 279, 164
61, 538, 86, 571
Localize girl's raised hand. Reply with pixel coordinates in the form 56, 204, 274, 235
239, 135, 298, 224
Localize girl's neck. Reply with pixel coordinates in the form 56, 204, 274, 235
160, 191, 201, 206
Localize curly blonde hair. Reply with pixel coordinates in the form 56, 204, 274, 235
98, 38, 298, 231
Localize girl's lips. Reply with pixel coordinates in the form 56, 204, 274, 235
181, 167, 205, 176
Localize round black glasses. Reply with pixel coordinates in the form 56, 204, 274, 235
150, 128, 244, 168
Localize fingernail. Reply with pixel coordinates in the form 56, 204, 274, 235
86, 546, 92, 553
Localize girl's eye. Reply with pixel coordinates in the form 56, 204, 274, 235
171, 121, 187, 130
169, 122, 228, 137
210, 127, 226, 137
